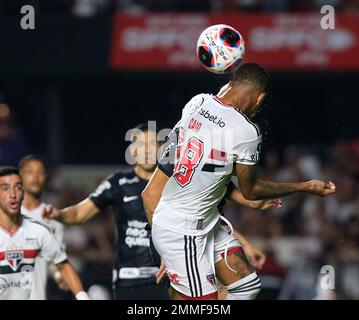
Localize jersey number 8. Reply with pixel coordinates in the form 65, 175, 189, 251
174, 130, 204, 187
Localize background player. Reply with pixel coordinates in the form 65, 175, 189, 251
143, 63, 336, 301
42, 123, 171, 300
19, 155, 68, 299
0, 167, 89, 300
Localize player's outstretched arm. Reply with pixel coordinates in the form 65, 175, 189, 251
43, 198, 100, 224
56, 260, 90, 300
235, 163, 336, 200
142, 167, 169, 225
228, 186, 282, 210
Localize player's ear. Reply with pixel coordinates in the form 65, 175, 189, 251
256, 92, 266, 106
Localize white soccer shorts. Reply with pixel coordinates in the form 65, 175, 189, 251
152, 216, 242, 300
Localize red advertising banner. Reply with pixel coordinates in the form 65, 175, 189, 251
110, 13, 359, 71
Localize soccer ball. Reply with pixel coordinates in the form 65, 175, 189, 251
196, 24, 245, 74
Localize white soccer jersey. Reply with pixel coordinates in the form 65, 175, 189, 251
0, 215, 67, 300
21, 203, 65, 300
153, 94, 262, 236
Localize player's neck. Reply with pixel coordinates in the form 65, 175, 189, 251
235, 102, 253, 117
0, 211, 21, 233
216, 89, 236, 108
23, 193, 42, 211
134, 166, 153, 181
217, 89, 247, 112
218, 83, 256, 117
218, 95, 251, 116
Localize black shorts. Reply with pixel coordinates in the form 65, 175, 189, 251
113, 282, 170, 300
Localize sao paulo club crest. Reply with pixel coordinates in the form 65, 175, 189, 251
5, 251, 24, 272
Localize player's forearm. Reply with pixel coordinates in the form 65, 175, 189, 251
58, 199, 98, 224
229, 188, 263, 209
244, 179, 306, 200
50, 263, 69, 291
236, 164, 335, 201
57, 206, 82, 224
142, 167, 169, 225
142, 190, 159, 225
56, 261, 87, 298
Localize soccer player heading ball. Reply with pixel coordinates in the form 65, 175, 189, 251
143, 62, 336, 300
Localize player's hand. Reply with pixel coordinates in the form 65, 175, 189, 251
54, 271, 70, 292
253, 198, 282, 210
156, 258, 167, 284
242, 244, 266, 270
304, 180, 336, 197
42, 204, 60, 220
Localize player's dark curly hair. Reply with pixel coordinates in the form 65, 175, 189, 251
0, 166, 20, 178
231, 62, 270, 93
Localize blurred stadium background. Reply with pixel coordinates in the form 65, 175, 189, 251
0, 0, 359, 299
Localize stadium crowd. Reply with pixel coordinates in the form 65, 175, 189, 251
225, 140, 359, 300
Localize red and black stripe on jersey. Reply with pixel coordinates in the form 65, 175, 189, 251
0, 249, 39, 274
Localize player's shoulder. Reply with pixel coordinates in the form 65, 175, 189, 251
187, 93, 210, 103
90, 168, 135, 198
209, 95, 261, 140
103, 167, 133, 181
21, 203, 58, 232
106, 167, 141, 187
233, 108, 261, 140
21, 214, 52, 234
182, 93, 210, 117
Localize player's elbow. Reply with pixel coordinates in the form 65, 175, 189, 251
241, 186, 261, 201
242, 192, 258, 201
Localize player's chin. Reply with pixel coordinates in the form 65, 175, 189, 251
28, 187, 43, 197
139, 163, 157, 172
6, 207, 21, 216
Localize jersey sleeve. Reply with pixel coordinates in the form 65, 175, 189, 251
39, 227, 67, 264
232, 126, 262, 166
53, 221, 66, 251
89, 173, 119, 210
181, 93, 206, 120
158, 126, 178, 177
